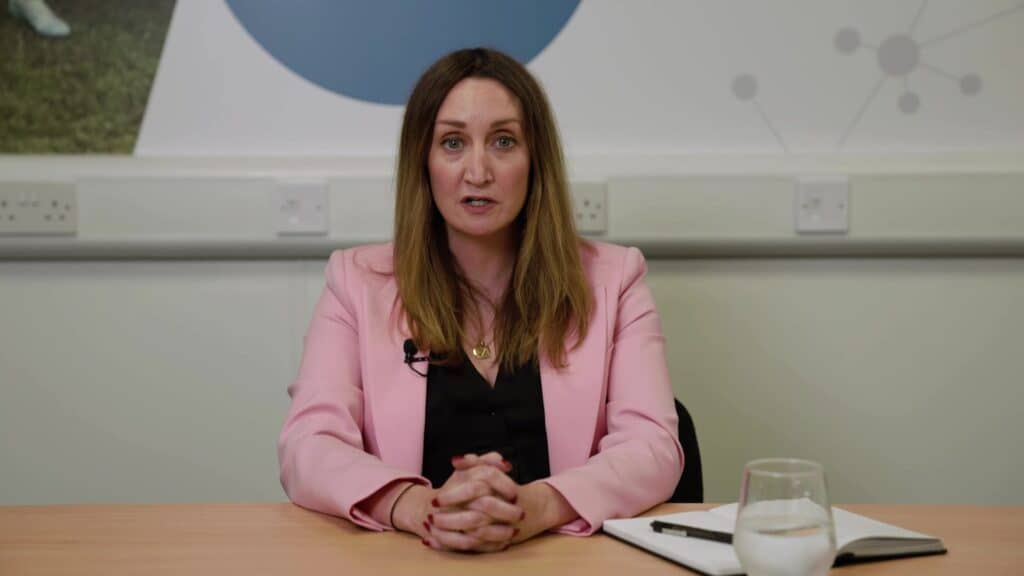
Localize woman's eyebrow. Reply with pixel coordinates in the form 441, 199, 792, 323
435, 118, 521, 128
490, 118, 520, 128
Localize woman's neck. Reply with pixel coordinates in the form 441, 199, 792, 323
446, 226, 516, 305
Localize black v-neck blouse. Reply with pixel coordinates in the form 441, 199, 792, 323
422, 354, 550, 488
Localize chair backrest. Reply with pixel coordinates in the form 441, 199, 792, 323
668, 398, 704, 503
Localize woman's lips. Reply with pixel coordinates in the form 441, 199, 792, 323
460, 196, 496, 215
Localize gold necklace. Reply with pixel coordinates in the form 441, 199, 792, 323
471, 341, 492, 360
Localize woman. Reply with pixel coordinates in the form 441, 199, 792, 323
278, 48, 683, 553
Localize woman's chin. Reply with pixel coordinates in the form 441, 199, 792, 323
448, 222, 516, 243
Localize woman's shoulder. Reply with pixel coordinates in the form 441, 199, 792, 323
579, 239, 647, 287
324, 242, 395, 286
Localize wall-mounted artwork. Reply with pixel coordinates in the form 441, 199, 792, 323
3, 1, 1020, 157
0, 0, 176, 153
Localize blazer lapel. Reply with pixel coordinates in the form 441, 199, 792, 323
541, 285, 609, 474
363, 279, 428, 474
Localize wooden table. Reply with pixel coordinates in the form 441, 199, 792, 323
1, 503, 1021, 575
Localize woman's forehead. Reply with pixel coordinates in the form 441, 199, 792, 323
435, 78, 523, 127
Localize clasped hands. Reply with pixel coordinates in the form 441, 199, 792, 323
393, 452, 548, 553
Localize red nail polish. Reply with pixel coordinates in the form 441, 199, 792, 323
513, 528, 520, 537
519, 510, 526, 521
421, 538, 430, 547
427, 514, 434, 524
451, 455, 465, 464
423, 521, 431, 532
510, 494, 518, 505
502, 459, 512, 468
431, 498, 440, 507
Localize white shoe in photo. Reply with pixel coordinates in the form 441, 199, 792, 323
9, 0, 71, 37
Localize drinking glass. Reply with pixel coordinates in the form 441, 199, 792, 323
733, 458, 837, 576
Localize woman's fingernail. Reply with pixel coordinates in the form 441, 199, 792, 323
513, 528, 520, 537
431, 498, 440, 508
510, 494, 518, 505
423, 521, 431, 532
451, 455, 465, 464
502, 459, 512, 468
519, 510, 526, 521
421, 538, 430, 547
427, 514, 434, 524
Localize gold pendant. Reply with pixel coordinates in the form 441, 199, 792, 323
471, 341, 491, 360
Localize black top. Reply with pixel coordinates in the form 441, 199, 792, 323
422, 354, 550, 487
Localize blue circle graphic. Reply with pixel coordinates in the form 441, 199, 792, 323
225, 1, 580, 106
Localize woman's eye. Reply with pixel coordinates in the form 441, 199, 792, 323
495, 135, 516, 149
441, 137, 463, 151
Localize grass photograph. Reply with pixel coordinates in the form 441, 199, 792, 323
1, 0, 177, 153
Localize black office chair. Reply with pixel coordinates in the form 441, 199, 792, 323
667, 398, 704, 503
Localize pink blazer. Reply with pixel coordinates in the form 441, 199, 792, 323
278, 240, 683, 535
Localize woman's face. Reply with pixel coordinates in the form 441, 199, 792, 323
428, 77, 530, 245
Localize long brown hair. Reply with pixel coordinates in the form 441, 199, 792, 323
393, 48, 590, 370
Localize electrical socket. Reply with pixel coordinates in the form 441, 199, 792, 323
571, 182, 607, 235
274, 179, 329, 236
0, 181, 78, 236
795, 176, 849, 234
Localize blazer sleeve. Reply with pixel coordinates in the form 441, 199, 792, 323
542, 246, 684, 535
277, 249, 428, 531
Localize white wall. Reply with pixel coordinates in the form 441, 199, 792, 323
0, 261, 312, 503
652, 258, 1024, 504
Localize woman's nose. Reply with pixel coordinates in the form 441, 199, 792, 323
463, 146, 492, 186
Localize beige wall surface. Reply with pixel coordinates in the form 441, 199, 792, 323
649, 258, 1024, 504
2, 257, 1021, 506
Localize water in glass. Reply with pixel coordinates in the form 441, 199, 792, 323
733, 459, 836, 576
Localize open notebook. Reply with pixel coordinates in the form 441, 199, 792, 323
603, 504, 946, 576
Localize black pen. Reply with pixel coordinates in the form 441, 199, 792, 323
650, 520, 733, 544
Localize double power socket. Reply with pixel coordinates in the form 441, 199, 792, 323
0, 182, 78, 236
